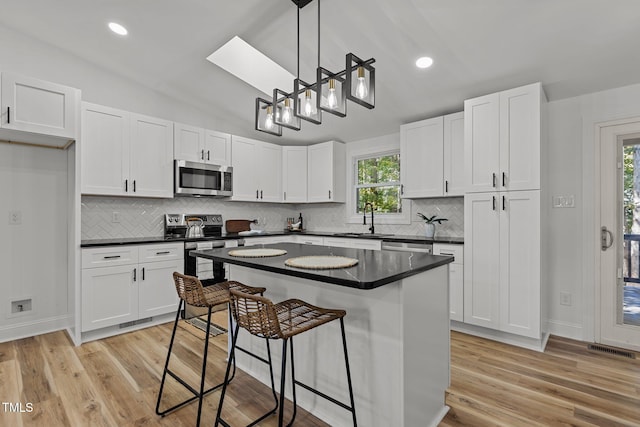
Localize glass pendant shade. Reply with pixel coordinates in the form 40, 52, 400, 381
255, 97, 282, 136
273, 88, 301, 130
317, 67, 347, 117
293, 78, 322, 124
346, 52, 375, 109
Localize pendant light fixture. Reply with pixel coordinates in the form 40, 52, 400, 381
255, 0, 375, 136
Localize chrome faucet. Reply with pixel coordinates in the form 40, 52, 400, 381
363, 202, 375, 234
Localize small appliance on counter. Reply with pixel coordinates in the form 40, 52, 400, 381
286, 212, 304, 231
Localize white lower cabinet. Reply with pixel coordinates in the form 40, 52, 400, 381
81, 243, 183, 333
322, 237, 381, 250
464, 191, 540, 339
433, 243, 464, 322
292, 235, 324, 245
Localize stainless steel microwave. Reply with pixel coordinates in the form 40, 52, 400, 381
174, 160, 233, 197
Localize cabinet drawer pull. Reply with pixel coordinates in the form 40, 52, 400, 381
133, 268, 137, 282
440, 252, 454, 256
103, 255, 121, 259
155, 251, 171, 255
492, 173, 496, 188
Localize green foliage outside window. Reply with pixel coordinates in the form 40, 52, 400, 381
355, 152, 402, 214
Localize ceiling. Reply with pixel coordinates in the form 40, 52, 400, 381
1, 0, 639, 145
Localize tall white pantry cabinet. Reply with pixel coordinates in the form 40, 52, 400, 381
463, 82, 547, 345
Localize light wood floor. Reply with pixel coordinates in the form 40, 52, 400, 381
1, 316, 639, 426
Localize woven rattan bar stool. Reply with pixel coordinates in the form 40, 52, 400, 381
214, 289, 357, 427
156, 272, 277, 427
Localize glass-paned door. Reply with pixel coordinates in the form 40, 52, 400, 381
621, 139, 640, 327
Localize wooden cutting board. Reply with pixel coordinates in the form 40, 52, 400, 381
225, 219, 256, 233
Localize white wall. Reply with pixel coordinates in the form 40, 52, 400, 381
0, 144, 70, 341
545, 82, 640, 341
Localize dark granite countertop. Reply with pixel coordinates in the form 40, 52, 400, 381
190, 242, 453, 290
81, 230, 463, 248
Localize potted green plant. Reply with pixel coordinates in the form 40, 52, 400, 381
417, 213, 448, 238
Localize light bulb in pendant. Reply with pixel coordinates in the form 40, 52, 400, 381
265, 105, 274, 130
327, 78, 338, 109
303, 89, 314, 116
355, 66, 368, 100
282, 98, 292, 123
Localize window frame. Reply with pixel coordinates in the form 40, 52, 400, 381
346, 144, 411, 225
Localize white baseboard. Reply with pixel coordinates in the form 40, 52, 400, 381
545, 319, 585, 341
451, 321, 549, 352
0, 314, 72, 343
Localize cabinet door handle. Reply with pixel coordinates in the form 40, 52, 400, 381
492, 173, 496, 188
133, 180, 136, 192
156, 251, 170, 255
6, 106, 9, 124
328, 190, 332, 199
401, 184, 404, 195
207, 150, 210, 161
103, 255, 121, 259
284, 191, 287, 201
256, 190, 259, 199
445, 180, 449, 193
502, 195, 506, 210
133, 268, 137, 282
125, 179, 128, 192
260, 190, 263, 199
502, 172, 506, 187
492, 196, 496, 211
201, 149, 205, 160
142, 267, 145, 280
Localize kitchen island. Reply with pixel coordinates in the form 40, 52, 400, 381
191, 243, 453, 427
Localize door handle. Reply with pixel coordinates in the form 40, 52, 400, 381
601, 226, 614, 251
7, 106, 10, 124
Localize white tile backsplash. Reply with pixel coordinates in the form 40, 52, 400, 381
81, 196, 463, 240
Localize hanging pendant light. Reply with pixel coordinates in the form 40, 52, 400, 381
255, 0, 375, 136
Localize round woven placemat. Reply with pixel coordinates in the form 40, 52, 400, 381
228, 248, 287, 258
284, 255, 359, 270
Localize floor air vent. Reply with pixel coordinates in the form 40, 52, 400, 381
587, 344, 636, 359
120, 317, 152, 329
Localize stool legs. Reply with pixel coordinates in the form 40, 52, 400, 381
340, 318, 358, 427
156, 302, 231, 427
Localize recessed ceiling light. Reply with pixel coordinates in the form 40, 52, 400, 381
108, 22, 128, 36
416, 56, 433, 69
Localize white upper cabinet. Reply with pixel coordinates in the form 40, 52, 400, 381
173, 122, 204, 162
129, 113, 174, 198
231, 135, 282, 202
307, 140, 346, 203
81, 102, 173, 198
464, 82, 543, 193
282, 146, 308, 203
400, 111, 463, 198
81, 103, 130, 196
0, 72, 80, 147
205, 129, 232, 166
400, 116, 444, 198
443, 112, 465, 196
174, 122, 231, 166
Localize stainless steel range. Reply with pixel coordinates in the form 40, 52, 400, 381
164, 213, 226, 318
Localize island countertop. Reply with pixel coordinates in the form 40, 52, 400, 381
190, 242, 453, 290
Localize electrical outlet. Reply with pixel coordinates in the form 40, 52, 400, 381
11, 298, 32, 314
8, 211, 22, 225
112, 212, 121, 223
560, 292, 572, 306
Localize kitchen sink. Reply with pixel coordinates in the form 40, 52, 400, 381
332, 232, 393, 238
